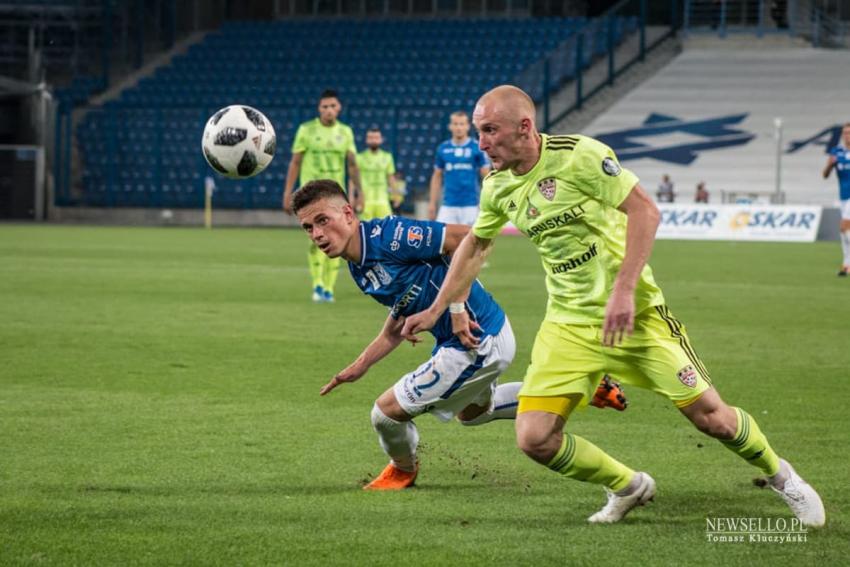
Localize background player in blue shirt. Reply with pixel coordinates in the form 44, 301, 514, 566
293, 179, 520, 490
822, 122, 850, 276
428, 111, 490, 225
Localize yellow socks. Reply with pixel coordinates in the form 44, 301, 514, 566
721, 407, 781, 476
547, 433, 635, 492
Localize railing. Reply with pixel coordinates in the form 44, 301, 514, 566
514, 0, 681, 130
790, 0, 849, 46
683, 0, 782, 37
274, 0, 534, 17
684, 0, 850, 44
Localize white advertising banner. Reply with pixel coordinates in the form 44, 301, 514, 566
656, 204, 822, 242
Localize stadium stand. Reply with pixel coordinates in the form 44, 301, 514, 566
585, 47, 850, 207
0, 0, 105, 80
73, 17, 637, 209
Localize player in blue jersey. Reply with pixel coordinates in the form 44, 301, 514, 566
294, 179, 518, 490
428, 111, 491, 225
293, 179, 627, 490
822, 122, 850, 276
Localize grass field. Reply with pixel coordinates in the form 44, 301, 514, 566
1, 224, 849, 566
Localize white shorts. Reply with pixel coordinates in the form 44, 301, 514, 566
840, 199, 850, 220
436, 205, 479, 226
393, 318, 515, 421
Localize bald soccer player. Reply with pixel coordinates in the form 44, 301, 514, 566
402, 85, 825, 526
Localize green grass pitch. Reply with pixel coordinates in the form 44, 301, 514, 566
1, 224, 848, 565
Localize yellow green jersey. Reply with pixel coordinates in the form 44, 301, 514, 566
472, 134, 665, 325
291, 118, 356, 186
356, 148, 396, 207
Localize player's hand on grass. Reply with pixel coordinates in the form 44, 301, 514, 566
320, 363, 366, 395
450, 310, 481, 349
602, 289, 635, 347
401, 308, 440, 343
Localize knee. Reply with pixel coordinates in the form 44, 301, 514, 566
516, 427, 561, 463
374, 391, 410, 423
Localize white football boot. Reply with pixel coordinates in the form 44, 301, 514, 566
770, 459, 826, 527
588, 472, 656, 524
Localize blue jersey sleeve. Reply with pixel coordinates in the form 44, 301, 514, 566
381, 217, 446, 262
434, 144, 445, 170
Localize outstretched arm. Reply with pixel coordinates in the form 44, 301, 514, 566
320, 313, 405, 395
603, 184, 660, 347
428, 169, 443, 220
823, 155, 837, 179
442, 223, 471, 255
282, 152, 303, 214
401, 231, 493, 340
347, 151, 363, 212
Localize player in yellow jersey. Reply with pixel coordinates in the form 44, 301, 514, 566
402, 85, 825, 526
283, 89, 361, 303
352, 126, 397, 220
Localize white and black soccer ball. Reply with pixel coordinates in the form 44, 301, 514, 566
201, 105, 276, 179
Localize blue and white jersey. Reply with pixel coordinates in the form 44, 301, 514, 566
434, 138, 489, 207
829, 145, 850, 201
349, 216, 505, 353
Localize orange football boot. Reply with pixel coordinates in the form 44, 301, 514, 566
590, 375, 629, 411
363, 462, 418, 491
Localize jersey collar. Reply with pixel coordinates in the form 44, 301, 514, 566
357, 222, 367, 267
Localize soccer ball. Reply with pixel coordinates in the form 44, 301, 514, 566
201, 105, 276, 179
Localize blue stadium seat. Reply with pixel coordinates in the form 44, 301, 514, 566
77, 17, 635, 209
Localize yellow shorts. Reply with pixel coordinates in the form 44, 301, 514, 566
518, 305, 712, 413
360, 201, 392, 221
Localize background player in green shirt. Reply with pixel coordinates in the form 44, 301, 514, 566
403, 86, 824, 527
352, 127, 397, 220
283, 89, 361, 303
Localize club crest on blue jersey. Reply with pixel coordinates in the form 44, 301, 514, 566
370, 225, 382, 238
407, 226, 423, 247
373, 263, 392, 285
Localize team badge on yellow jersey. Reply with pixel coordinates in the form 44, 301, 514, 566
677, 365, 698, 388
537, 177, 557, 200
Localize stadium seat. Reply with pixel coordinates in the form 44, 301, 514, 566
76, 17, 636, 209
